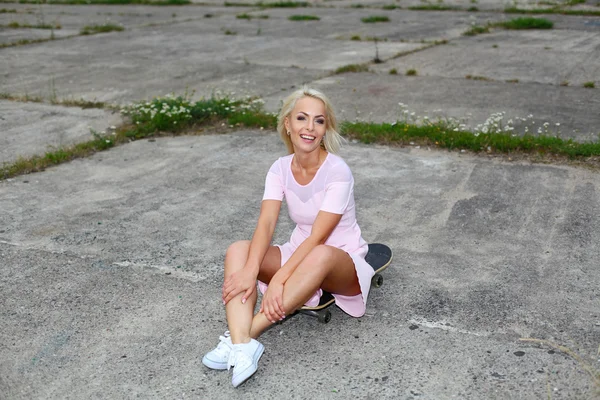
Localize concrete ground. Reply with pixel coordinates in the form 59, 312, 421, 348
1, 0, 599, 399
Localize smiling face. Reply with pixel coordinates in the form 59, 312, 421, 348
284, 96, 327, 155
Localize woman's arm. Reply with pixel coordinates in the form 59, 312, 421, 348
222, 199, 281, 304
272, 210, 341, 284
259, 210, 341, 321
244, 199, 282, 275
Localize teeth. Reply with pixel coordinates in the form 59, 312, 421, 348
300, 134, 315, 140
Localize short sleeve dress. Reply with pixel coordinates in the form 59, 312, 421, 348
260, 152, 374, 318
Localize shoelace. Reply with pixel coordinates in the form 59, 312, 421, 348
214, 331, 231, 357
227, 348, 252, 371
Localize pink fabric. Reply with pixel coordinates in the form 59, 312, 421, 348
260, 153, 374, 317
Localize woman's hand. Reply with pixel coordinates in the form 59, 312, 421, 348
260, 277, 286, 323
222, 267, 257, 305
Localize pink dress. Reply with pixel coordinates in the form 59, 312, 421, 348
259, 153, 374, 317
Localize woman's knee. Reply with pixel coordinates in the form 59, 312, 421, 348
224, 240, 251, 274
305, 244, 336, 266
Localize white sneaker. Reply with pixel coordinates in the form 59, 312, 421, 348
228, 339, 264, 388
202, 331, 232, 370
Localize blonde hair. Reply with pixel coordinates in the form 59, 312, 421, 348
277, 86, 344, 154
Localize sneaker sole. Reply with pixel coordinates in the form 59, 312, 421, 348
202, 356, 228, 370
231, 345, 264, 388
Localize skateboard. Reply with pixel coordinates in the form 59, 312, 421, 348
297, 243, 393, 323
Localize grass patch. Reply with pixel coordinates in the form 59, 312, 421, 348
498, 17, 553, 29
4, 93, 600, 180
463, 25, 489, 35
406, 68, 417, 76
583, 82, 595, 88
227, 0, 311, 4
5, 21, 62, 29
1, 95, 276, 180
1, 132, 117, 180
361, 15, 390, 23
258, 1, 309, 7
463, 17, 553, 36
80, 23, 124, 35
0, 37, 54, 48
0, 92, 44, 102
350, 34, 361, 41
467, 6, 478, 11
0, 7, 18, 12
334, 64, 369, 74
342, 120, 600, 160
223, 29, 237, 35
15, 0, 190, 4
58, 98, 107, 109
237, 13, 269, 19
382, 4, 397, 9
504, 6, 600, 16
466, 75, 491, 81
288, 14, 319, 20
1, 92, 108, 109
408, 4, 457, 10
389, 68, 397, 75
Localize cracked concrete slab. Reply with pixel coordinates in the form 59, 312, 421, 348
375, 29, 600, 87
1, 131, 599, 399
0, 100, 122, 165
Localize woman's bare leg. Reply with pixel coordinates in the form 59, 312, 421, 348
224, 241, 281, 344
250, 245, 360, 338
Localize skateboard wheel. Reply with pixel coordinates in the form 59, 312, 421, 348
371, 274, 383, 288
317, 310, 331, 324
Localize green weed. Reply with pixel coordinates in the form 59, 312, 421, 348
465, 75, 491, 81
16, 0, 190, 4
80, 23, 124, 34
5, 21, 62, 29
237, 13, 269, 19
406, 68, 417, 76
408, 4, 457, 10
389, 68, 397, 75
288, 14, 319, 20
583, 82, 595, 88
361, 15, 390, 23
334, 64, 369, 74
258, 1, 309, 7
504, 6, 600, 16
463, 25, 489, 35
499, 17, 553, 29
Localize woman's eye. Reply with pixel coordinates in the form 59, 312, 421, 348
297, 116, 305, 121
316, 119, 325, 125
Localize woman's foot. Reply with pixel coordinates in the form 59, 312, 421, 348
229, 339, 264, 387
202, 331, 232, 370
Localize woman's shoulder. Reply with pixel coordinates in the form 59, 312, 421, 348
268, 154, 293, 171
324, 153, 353, 180
326, 153, 351, 170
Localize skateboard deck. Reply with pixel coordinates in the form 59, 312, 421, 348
297, 243, 392, 323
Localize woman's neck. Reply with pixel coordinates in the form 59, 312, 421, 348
293, 149, 327, 172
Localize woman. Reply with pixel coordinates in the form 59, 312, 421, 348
202, 87, 374, 387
